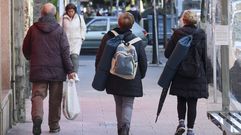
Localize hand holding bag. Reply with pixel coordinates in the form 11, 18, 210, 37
63, 79, 80, 120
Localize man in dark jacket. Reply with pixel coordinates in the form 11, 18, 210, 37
95, 12, 147, 135
165, 10, 211, 135
22, 3, 75, 135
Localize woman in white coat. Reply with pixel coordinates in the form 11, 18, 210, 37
60, 3, 86, 73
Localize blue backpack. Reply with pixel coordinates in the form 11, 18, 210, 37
108, 30, 142, 80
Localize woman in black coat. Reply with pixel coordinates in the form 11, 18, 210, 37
95, 12, 147, 135
165, 10, 211, 135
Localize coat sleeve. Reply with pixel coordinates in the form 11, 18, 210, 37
80, 15, 87, 40
164, 31, 179, 58
138, 41, 148, 79
22, 27, 32, 60
95, 34, 110, 69
60, 29, 74, 74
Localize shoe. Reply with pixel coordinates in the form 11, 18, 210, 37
118, 128, 121, 135
175, 120, 185, 135
49, 127, 60, 133
186, 129, 195, 135
32, 117, 42, 135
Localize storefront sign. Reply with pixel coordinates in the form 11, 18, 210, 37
215, 25, 230, 45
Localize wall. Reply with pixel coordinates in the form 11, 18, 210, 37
0, 1, 12, 135
13, 0, 27, 122
0, 0, 2, 101
1, 0, 11, 91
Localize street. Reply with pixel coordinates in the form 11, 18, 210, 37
7, 54, 221, 135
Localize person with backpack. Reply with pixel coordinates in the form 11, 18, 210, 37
60, 3, 86, 74
164, 10, 211, 135
95, 12, 147, 135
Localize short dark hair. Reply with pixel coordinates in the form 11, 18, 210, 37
65, 3, 77, 13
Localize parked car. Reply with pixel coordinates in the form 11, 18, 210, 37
82, 16, 148, 50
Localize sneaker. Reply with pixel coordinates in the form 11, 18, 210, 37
186, 129, 195, 135
175, 121, 185, 135
49, 127, 60, 133
32, 117, 42, 135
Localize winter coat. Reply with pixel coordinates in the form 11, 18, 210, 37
95, 28, 148, 97
60, 14, 86, 55
22, 15, 74, 82
165, 25, 211, 99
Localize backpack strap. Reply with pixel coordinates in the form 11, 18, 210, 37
111, 30, 119, 36
128, 37, 142, 44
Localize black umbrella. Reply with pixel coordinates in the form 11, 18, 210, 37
155, 35, 193, 122
155, 88, 168, 123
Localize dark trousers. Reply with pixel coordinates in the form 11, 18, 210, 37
31, 81, 63, 129
177, 96, 198, 128
114, 95, 135, 129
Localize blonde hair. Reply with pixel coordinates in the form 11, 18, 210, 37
181, 10, 197, 25
118, 12, 135, 29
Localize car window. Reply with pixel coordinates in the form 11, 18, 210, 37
88, 19, 107, 31
110, 19, 118, 30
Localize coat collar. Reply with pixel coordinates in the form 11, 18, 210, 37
63, 13, 78, 21
183, 24, 197, 28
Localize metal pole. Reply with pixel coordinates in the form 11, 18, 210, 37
171, 0, 175, 28
212, 0, 217, 103
163, 0, 167, 48
220, 0, 230, 113
116, 0, 119, 8
152, 0, 159, 64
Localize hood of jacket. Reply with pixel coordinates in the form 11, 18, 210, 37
34, 14, 59, 33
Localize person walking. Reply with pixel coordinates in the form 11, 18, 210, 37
95, 12, 147, 135
60, 3, 86, 74
22, 3, 75, 135
164, 10, 211, 135
127, 5, 141, 24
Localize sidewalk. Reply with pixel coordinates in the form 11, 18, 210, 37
7, 56, 221, 135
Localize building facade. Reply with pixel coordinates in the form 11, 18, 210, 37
0, 0, 30, 135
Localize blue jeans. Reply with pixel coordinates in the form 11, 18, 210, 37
114, 95, 135, 129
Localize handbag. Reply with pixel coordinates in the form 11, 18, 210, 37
63, 79, 80, 120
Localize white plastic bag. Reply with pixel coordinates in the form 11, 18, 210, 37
63, 79, 80, 120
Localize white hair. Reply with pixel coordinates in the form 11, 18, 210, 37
41, 3, 56, 16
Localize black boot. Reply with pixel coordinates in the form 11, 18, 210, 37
32, 117, 42, 135
121, 125, 130, 135
118, 128, 122, 135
